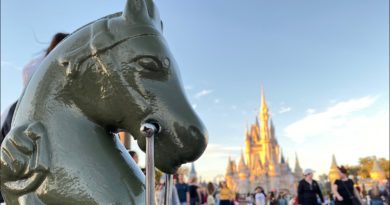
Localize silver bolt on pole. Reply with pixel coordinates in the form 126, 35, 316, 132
164, 174, 173, 205
141, 123, 158, 205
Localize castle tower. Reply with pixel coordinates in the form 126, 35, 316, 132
328, 154, 339, 183
189, 162, 197, 180
270, 119, 280, 164
294, 153, 303, 179
260, 88, 271, 165
244, 126, 251, 167
370, 157, 385, 181
268, 148, 280, 177
250, 154, 264, 190
225, 157, 238, 192
238, 152, 250, 179
238, 152, 250, 194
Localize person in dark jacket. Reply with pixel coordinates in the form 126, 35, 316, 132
332, 166, 361, 205
297, 168, 325, 205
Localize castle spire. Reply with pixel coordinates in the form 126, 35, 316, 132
259, 87, 271, 164
280, 150, 285, 164
244, 127, 251, 167
294, 152, 303, 177
260, 87, 269, 126
238, 151, 249, 178
189, 162, 197, 179
330, 154, 338, 169
328, 154, 339, 183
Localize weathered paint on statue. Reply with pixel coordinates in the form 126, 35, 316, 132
0, 0, 208, 204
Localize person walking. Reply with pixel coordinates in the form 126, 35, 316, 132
189, 177, 201, 205
254, 186, 267, 205
219, 181, 234, 205
297, 168, 325, 205
176, 173, 190, 205
278, 192, 288, 205
206, 182, 216, 205
368, 183, 386, 205
332, 166, 361, 205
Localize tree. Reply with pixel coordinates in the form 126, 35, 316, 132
357, 156, 389, 179
345, 165, 360, 178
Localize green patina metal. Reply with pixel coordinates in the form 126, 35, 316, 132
0, 0, 208, 204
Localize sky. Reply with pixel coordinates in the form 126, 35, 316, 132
1, 0, 389, 181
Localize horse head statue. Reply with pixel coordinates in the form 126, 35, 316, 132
0, 0, 208, 204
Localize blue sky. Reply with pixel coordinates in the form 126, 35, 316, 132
1, 0, 389, 181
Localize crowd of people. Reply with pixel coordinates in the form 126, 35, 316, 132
139, 165, 389, 205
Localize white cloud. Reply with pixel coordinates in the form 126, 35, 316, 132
200, 143, 241, 158
279, 106, 292, 114
1, 60, 22, 71
195, 89, 213, 99
284, 96, 379, 143
192, 104, 197, 109
306, 108, 316, 114
194, 143, 241, 181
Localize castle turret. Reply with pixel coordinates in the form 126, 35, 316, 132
268, 148, 279, 177
260, 88, 271, 164
328, 154, 339, 183
250, 154, 264, 190
294, 153, 303, 179
225, 157, 238, 191
370, 157, 385, 181
189, 162, 197, 180
270, 119, 279, 162
244, 126, 252, 168
238, 152, 250, 179
238, 152, 250, 194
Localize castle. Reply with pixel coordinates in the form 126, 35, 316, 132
225, 89, 303, 194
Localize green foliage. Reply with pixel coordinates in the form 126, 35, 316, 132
344, 156, 389, 179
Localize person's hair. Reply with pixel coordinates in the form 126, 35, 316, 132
207, 182, 215, 195
370, 183, 380, 197
45, 32, 69, 56
129, 150, 137, 158
190, 176, 197, 183
337, 166, 348, 175
255, 186, 266, 197
219, 181, 227, 188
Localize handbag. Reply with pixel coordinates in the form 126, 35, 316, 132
341, 180, 362, 205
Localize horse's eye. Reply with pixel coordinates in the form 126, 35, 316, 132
137, 57, 160, 71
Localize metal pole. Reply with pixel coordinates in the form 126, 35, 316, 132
141, 123, 158, 205
164, 174, 173, 205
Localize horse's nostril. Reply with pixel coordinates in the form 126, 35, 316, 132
189, 125, 201, 138
142, 119, 161, 134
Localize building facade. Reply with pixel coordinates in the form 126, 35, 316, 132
225, 89, 302, 194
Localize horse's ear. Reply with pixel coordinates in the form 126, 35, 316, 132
123, 0, 149, 23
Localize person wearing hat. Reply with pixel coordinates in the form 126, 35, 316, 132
297, 168, 325, 205
332, 166, 362, 205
